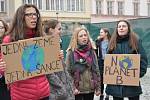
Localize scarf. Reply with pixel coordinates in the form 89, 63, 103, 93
74, 44, 92, 65
72, 44, 100, 89
117, 33, 129, 43
25, 29, 36, 38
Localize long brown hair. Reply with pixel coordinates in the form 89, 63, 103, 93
108, 20, 139, 52
100, 28, 111, 40
8, 4, 43, 41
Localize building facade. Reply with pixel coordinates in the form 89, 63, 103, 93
1, 0, 150, 24
0, 0, 92, 23
92, 0, 150, 23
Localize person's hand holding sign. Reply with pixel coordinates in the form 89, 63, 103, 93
0, 58, 6, 78
58, 50, 64, 60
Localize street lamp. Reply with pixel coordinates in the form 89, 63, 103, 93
56, 12, 59, 20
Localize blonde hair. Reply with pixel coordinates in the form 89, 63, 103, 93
66, 27, 96, 52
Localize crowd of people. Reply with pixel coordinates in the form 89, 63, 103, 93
0, 4, 148, 100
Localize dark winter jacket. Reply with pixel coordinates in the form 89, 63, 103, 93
0, 72, 11, 100
105, 37, 148, 97
95, 39, 108, 74
95, 39, 103, 66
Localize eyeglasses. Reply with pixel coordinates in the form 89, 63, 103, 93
25, 13, 39, 18
0, 26, 4, 29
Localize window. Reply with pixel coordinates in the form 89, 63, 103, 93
147, 0, 150, 16
133, 2, 139, 16
118, 1, 124, 15
107, 1, 114, 15
56, 0, 59, 10
45, 0, 64, 11
51, 0, 55, 10
28, 0, 32, 4
67, 0, 71, 11
0, 0, 5, 12
80, 0, 84, 11
76, 0, 79, 11
72, 0, 75, 11
23, 0, 84, 12
23, 0, 42, 10
38, 0, 42, 9
67, 0, 84, 12
96, 0, 102, 15
60, 0, 64, 10
33, 0, 37, 6
148, 3, 150, 16
46, 0, 49, 10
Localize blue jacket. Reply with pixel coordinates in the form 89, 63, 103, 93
106, 37, 148, 97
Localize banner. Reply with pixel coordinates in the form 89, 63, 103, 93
1, 35, 63, 84
103, 54, 140, 86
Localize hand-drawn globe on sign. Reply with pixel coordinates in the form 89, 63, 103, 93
119, 56, 133, 69
21, 45, 44, 72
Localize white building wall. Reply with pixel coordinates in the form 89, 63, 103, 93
124, 0, 133, 15
140, 0, 147, 16
92, 0, 96, 14
114, 1, 118, 15
103, 0, 107, 15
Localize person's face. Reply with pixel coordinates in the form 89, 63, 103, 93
52, 23, 62, 35
77, 30, 88, 45
24, 7, 38, 29
99, 29, 107, 39
117, 21, 129, 36
0, 21, 5, 37
49, 22, 62, 36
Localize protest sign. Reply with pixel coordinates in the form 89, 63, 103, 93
103, 54, 140, 86
1, 35, 63, 84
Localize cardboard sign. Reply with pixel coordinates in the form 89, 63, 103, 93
103, 54, 140, 86
1, 35, 63, 84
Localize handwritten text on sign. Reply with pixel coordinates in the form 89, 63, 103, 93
103, 54, 140, 86
1, 35, 63, 84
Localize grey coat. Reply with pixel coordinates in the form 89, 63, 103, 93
47, 62, 75, 100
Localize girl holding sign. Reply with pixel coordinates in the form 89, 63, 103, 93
2, 4, 50, 100
66, 27, 101, 100
43, 19, 74, 100
0, 19, 11, 100
95, 28, 111, 100
106, 20, 148, 100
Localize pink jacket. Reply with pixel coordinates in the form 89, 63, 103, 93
3, 35, 50, 100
